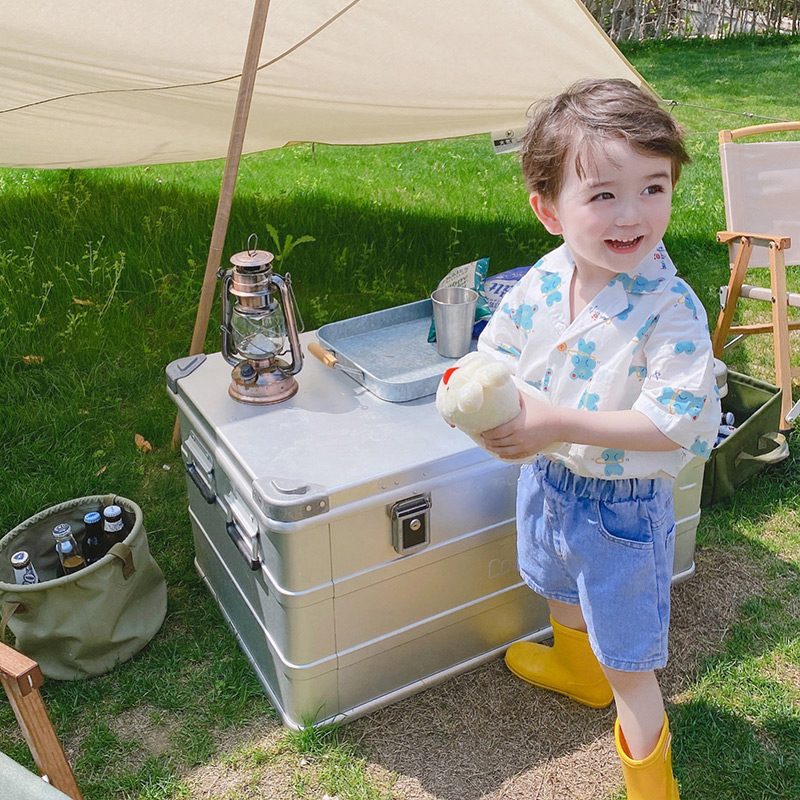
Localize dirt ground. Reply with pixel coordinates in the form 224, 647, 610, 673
176, 544, 767, 800
343, 545, 767, 800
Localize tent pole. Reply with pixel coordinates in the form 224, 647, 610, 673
172, 0, 272, 447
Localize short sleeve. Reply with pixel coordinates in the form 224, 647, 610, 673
632, 287, 720, 460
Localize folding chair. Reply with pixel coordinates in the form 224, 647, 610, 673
711, 121, 800, 430
0, 642, 83, 800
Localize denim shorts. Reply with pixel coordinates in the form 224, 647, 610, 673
516, 456, 676, 672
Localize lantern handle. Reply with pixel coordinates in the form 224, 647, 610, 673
219, 271, 239, 367
247, 233, 258, 256
271, 273, 304, 376
284, 271, 305, 333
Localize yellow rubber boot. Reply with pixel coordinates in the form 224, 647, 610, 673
504, 617, 614, 708
615, 713, 680, 800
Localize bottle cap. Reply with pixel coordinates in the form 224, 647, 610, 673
52, 522, 72, 538
84, 511, 102, 524
11, 551, 30, 568
103, 505, 122, 519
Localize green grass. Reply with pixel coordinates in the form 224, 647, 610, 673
2, 34, 800, 800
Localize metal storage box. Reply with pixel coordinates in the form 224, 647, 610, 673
167, 331, 702, 729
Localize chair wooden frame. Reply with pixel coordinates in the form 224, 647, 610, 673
711, 122, 800, 430
0, 642, 83, 800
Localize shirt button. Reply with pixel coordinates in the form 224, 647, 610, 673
556, 342, 567, 352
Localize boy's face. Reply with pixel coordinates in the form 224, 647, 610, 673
529, 137, 673, 279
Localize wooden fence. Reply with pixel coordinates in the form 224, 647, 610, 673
582, 0, 800, 39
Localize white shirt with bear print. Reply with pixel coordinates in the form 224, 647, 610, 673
477, 241, 721, 480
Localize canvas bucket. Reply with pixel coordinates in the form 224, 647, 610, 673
701, 372, 790, 508
0, 494, 167, 680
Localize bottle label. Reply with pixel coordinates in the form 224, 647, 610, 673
105, 520, 124, 533
14, 565, 39, 585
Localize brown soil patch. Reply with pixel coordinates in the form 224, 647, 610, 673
109, 704, 179, 759
345, 545, 768, 800
183, 719, 286, 800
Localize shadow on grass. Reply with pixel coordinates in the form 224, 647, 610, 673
0, 164, 549, 335
343, 443, 800, 800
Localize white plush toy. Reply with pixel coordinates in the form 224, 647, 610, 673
435, 351, 551, 463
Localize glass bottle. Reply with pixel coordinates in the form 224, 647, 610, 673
11, 550, 39, 585
102, 504, 126, 548
82, 510, 105, 565
52, 523, 87, 575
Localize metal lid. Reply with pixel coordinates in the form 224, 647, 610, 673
52, 522, 72, 537
84, 511, 102, 524
230, 235, 275, 271
103, 504, 122, 519
230, 249, 275, 270
11, 551, 30, 567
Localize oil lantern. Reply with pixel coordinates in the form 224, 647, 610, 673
219, 235, 303, 404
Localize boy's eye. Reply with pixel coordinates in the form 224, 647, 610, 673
644, 184, 666, 195
590, 191, 614, 202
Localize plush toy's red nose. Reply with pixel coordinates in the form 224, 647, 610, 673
442, 367, 459, 385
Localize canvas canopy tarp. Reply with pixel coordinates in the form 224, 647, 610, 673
1, 0, 647, 169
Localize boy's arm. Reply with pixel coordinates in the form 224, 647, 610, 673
481, 393, 679, 462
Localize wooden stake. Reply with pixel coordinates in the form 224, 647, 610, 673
172, 0, 272, 448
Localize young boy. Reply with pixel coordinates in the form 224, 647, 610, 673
477, 79, 720, 799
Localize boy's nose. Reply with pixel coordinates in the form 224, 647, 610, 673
615, 199, 643, 226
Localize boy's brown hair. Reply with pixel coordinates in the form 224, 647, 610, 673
520, 78, 689, 202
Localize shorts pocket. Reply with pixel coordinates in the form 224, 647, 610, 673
595, 498, 654, 548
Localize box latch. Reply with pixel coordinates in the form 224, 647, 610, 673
389, 494, 431, 555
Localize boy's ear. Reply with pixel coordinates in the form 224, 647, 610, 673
529, 193, 563, 236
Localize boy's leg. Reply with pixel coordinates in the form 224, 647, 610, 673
603, 666, 679, 799
548, 597, 588, 631
601, 667, 664, 758
504, 598, 613, 708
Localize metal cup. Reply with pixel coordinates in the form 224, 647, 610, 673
431, 286, 478, 358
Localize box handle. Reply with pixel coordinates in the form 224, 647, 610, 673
225, 521, 260, 571
186, 463, 216, 504
734, 432, 790, 467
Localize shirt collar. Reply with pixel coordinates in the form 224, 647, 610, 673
535, 242, 677, 339
536, 241, 676, 294
606, 242, 676, 295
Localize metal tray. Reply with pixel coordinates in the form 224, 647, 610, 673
314, 299, 476, 402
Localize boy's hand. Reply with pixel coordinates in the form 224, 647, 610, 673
481, 391, 558, 460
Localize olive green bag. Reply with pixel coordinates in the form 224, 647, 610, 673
0, 494, 167, 680
701, 371, 790, 507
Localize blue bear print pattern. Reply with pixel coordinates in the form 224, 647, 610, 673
628, 365, 647, 380
531, 368, 553, 393
570, 338, 597, 380
657, 388, 706, 420
616, 303, 634, 322
611, 273, 665, 293
541, 273, 563, 306
596, 448, 625, 476
578, 389, 599, 411
674, 340, 696, 354
671, 282, 699, 319
633, 314, 660, 343
690, 437, 711, 458
501, 301, 538, 333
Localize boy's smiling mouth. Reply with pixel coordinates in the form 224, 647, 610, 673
605, 235, 644, 253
